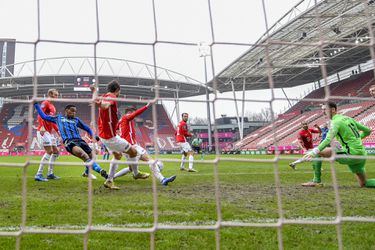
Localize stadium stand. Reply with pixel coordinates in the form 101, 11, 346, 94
234, 69, 375, 152
0, 102, 177, 153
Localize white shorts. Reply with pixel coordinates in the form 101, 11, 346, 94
100, 135, 131, 153
124, 144, 147, 160
37, 131, 57, 147
178, 142, 192, 153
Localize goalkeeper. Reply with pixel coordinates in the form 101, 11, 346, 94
299, 101, 375, 188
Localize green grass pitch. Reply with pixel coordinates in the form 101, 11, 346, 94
0, 154, 374, 249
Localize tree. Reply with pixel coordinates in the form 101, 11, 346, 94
246, 108, 275, 122
190, 117, 209, 124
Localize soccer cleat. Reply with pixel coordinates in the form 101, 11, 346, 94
301, 181, 324, 187
133, 171, 150, 180
100, 169, 108, 179
161, 175, 177, 186
47, 174, 61, 180
187, 168, 198, 172
289, 163, 297, 170
180, 168, 185, 171
34, 174, 48, 182
104, 180, 120, 190
82, 172, 97, 180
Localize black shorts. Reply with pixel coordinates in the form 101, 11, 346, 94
64, 138, 92, 155
192, 146, 201, 153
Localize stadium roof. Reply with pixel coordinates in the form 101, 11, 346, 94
0, 57, 209, 99
213, 0, 375, 92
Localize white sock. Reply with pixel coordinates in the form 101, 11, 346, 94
148, 160, 164, 182
180, 155, 186, 169
48, 153, 58, 175
128, 157, 139, 175
292, 158, 306, 165
114, 167, 131, 179
37, 153, 51, 176
108, 159, 118, 181
188, 155, 194, 170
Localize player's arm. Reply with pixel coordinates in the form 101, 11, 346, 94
125, 106, 148, 121
96, 100, 112, 110
91, 86, 114, 110
312, 125, 321, 134
352, 119, 371, 139
183, 126, 192, 137
34, 103, 56, 123
76, 118, 93, 137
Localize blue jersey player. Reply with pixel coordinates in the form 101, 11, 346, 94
34, 103, 108, 180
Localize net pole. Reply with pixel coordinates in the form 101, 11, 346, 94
312, 0, 344, 248
260, 0, 285, 248
150, 0, 160, 248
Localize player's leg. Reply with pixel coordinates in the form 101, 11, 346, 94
302, 158, 323, 187
355, 173, 367, 187
35, 132, 52, 182
180, 151, 186, 171
109, 151, 123, 180
69, 140, 106, 180
346, 159, 375, 188
47, 134, 60, 180
130, 146, 150, 180
100, 136, 139, 189
140, 153, 176, 186
86, 150, 108, 179
186, 148, 197, 172
199, 148, 204, 160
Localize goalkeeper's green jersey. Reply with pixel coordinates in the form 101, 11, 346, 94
192, 138, 203, 147
317, 114, 371, 155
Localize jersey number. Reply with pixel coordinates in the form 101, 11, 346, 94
348, 123, 360, 138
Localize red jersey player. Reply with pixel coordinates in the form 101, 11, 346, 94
290, 121, 323, 187
34, 88, 60, 182
93, 80, 149, 189
113, 104, 176, 186
175, 113, 197, 172
297, 121, 320, 151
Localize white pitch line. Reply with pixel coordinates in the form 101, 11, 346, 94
1, 216, 375, 232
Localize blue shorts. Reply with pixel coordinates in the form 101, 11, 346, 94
64, 138, 92, 155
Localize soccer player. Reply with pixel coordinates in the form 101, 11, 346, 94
289, 121, 322, 187
113, 104, 176, 186
369, 84, 375, 98
34, 103, 108, 180
176, 113, 197, 172
191, 134, 204, 160
303, 102, 375, 188
94, 80, 148, 190
35, 89, 60, 182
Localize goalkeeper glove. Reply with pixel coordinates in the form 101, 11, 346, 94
303, 148, 320, 161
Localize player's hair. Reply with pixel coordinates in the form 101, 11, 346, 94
370, 84, 375, 89
125, 106, 136, 113
182, 112, 188, 117
107, 80, 121, 93
64, 104, 76, 110
47, 88, 58, 96
327, 101, 337, 110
